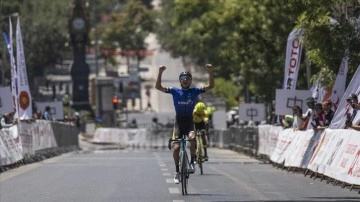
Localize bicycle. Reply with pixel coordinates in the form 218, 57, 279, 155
195, 129, 206, 175
170, 136, 193, 195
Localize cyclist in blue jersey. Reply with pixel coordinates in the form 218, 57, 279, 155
156, 64, 214, 184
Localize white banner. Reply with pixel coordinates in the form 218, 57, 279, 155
0, 86, 14, 115
238, 103, 265, 122
2, 23, 18, 118
16, 18, 32, 120
36, 101, 64, 120
93, 128, 148, 146
275, 89, 311, 115
328, 52, 349, 111
311, 79, 326, 103
0, 126, 23, 166
329, 65, 360, 129
283, 28, 303, 90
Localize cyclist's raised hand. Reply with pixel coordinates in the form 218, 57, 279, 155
159, 66, 166, 72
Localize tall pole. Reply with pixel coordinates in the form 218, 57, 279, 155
92, 0, 99, 77
1, 13, 19, 86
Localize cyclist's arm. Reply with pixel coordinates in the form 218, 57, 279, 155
155, 66, 168, 93
203, 64, 214, 92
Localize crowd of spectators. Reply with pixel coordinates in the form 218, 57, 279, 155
278, 93, 359, 132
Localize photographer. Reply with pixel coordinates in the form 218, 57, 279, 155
345, 93, 360, 131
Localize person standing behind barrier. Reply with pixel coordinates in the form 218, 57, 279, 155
345, 93, 360, 131
311, 103, 325, 132
42, 106, 52, 120
292, 105, 306, 131
316, 99, 334, 130
303, 97, 316, 130
155, 64, 214, 184
0, 112, 16, 129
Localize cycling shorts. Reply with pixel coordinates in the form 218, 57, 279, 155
175, 116, 194, 139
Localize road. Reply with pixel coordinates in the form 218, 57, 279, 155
1, 146, 359, 202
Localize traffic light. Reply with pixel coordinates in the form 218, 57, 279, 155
112, 96, 119, 109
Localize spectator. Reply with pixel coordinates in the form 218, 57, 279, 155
42, 106, 52, 120
345, 93, 360, 131
311, 103, 325, 132
292, 105, 306, 131
1, 112, 16, 129
279, 114, 294, 129
303, 97, 316, 129
316, 99, 335, 130
74, 112, 81, 129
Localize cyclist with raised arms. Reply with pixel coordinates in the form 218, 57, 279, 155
193, 101, 209, 161
155, 64, 214, 184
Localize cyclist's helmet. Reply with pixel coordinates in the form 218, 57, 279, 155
305, 97, 316, 105
179, 72, 192, 81
196, 102, 206, 111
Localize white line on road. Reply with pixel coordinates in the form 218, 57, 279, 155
169, 187, 180, 194
159, 164, 166, 167
161, 168, 168, 171
163, 172, 171, 176
166, 178, 174, 183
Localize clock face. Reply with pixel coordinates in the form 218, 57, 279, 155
72, 17, 85, 30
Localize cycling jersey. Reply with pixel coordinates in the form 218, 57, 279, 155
193, 109, 208, 123
166, 87, 205, 117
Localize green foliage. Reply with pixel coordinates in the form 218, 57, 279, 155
1, 0, 72, 79
212, 77, 242, 108
100, 0, 156, 59
156, 0, 360, 106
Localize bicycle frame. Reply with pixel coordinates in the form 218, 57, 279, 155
195, 129, 205, 175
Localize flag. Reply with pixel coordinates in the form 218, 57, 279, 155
311, 78, 326, 103
328, 51, 349, 111
329, 65, 360, 129
2, 21, 18, 117
283, 28, 304, 90
16, 17, 32, 119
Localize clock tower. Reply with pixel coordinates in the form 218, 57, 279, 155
69, 0, 91, 111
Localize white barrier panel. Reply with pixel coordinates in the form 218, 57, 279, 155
0, 126, 23, 166
32, 120, 57, 151
258, 125, 282, 157
93, 128, 148, 146
259, 125, 360, 185
0, 120, 73, 166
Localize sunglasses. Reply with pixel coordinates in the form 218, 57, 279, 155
180, 76, 191, 81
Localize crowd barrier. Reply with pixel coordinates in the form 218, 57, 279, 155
93, 124, 360, 188
2, 121, 359, 188
0, 120, 79, 167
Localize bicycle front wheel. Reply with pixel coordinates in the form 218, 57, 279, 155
180, 152, 188, 195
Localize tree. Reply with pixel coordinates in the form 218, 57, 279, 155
0, 0, 73, 86
100, 0, 156, 67
155, 0, 302, 106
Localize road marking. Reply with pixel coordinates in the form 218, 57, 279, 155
209, 165, 270, 201
163, 172, 171, 176
0, 152, 73, 182
169, 187, 180, 194
166, 178, 174, 183
159, 164, 166, 167
161, 168, 168, 171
